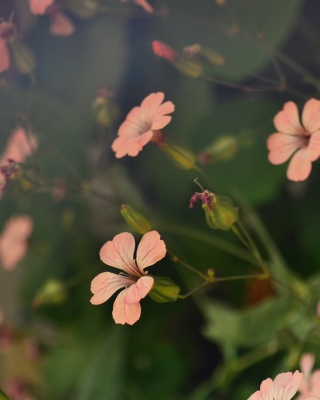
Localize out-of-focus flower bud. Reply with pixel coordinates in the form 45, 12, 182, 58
32, 279, 66, 308
148, 276, 180, 303
190, 190, 238, 231
92, 86, 119, 128
184, 44, 225, 66
152, 40, 202, 78
9, 39, 36, 74
159, 138, 196, 170
207, 268, 215, 281
198, 135, 239, 165
121, 204, 151, 234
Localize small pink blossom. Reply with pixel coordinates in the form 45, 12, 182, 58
28, 0, 54, 15
248, 371, 303, 400
152, 41, 178, 62
90, 231, 166, 325
0, 22, 15, 73
48, 4, 75, 36
0, 216, 33, 270
297, 353, 320, 400
111, 92, 174, 158
267, 99, 320, 181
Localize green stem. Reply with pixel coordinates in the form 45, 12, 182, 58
178, 281, 209, 299
214, 273, 266, 282
168, 249, 210, 281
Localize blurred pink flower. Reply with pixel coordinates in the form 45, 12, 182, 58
248, 371, 303, 400
112, 92, 175, 158
48, 4, 75, 36
0, 22, 15, 73
152, 41, 178, 62
267, 99, 320, 181
90, 231, 166, 325
29, 0, 54, 15
121, 0, 153, 13
297, 353, 320, 400
0, 216, 33, 270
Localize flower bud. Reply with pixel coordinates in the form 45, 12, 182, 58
10, 40, 36, 74
32, 279, 66, 308
172, 58, 203, 79
190, 190, 238, 231
92, 86, 119, 128
159, 139, 196, 170
148, 276, 180, 303
120, 204, 151, 234
198, 135, 239, 165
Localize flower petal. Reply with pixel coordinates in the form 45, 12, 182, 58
111, 130, 153, 158
300, 353, 315, 381
50, 12, 75, 37
267, 133, 303, 165
112, 289, 141, 325
308, 131, 320, 161
248, 391, 262, 400
287, 148, 312, 182
273, 371, 303, 400
134, 0, 153, 13
90, 272, 134, 305
136, 231, 166, 272
309, 370, 320, 395
99, 232, 139, 276
260, 378, 274, 400
29, 0, 54, 14
273, 102, 304, 135
302, 98, 320, 133
123, 276, 154, 305
0, 39, 10, 73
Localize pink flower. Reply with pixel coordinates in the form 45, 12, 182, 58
90, 231, 166, 325
267, 99, 320, 181
248, 371, 304, 400
297, 353, 320, 400
28, 0, 54, 15
0, 216, 33, 270
111, 92, 175, 158
47, 4, 75, 36
0, 22, 15, 73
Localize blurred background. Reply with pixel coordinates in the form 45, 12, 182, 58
1, 0, 320, 399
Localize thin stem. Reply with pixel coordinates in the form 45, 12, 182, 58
167, 249, 210, 281
193, 165, 218, 193
178, 281, 209, 299
214, 273, 266, 282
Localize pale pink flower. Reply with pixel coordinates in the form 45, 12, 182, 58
267, 99, 320, 181
0, 216, 33, 270
111, 92, 175, 158
0, 22, 15, 73
29, 0, 54, 15
297, 353, 320, 400
152, 40, 178, 62
248, 371, 303, 400
90, 231, 166, 325
48, 4, 75, 36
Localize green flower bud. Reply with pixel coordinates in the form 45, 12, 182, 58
173, 57, 203, 78
203, 194, 238, 231
159, 139, 196, 170
148, 276, 180, 303
120, 204, 151, 234
32, 279, 66, 308
198, 135, 239, 165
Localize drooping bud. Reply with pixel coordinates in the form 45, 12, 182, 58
121, 204, 151, 234
9, 39, 36, 74
198, 135, 239, 165
148, 276, 180, 303
158, 138, 196, 170
92, 86, 119, 127
190, 190, 238, 231
32, 279, 66, 308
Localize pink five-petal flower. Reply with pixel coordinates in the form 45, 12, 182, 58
111, 92, 175, 158
0, 216, 33, 270
47, 4, 75, 36
267, 99, 320, 182
90, 231, 166, 325
29, 0, 54, 15
297, 353, 320, 400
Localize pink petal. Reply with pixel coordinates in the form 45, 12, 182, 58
310, 370, 320, 395
0, 39, 10, 73
260, 378, 274, 400
302, 98, 320, 133
0, 242, 27, 270
123, 276, 154, 305
287, 148, 312, 181
274, 102, 304, 135
267, 133, 303, 165
273, 371, 303, 400
111, 130, 153, 158
134, 0, 153, 13
29, 0, 54, 14
248, 392, 262, 400
3, 127, 38, 164
50, 12, 75, 36
300, 353, 315, 381
90, 272, 134, 305
112, 289, 141, 325
141, 92, 165, 116
99, 232, 139, 276
308, 131, 320, 161
136, 230, 166, 272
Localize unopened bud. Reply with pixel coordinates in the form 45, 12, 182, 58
190, 190, 238, 231
173, 58, 202, 78
92, 86, 119, 127
152, 40, 178, 62
207, 268, 215, 278
148, 276, 180, 303
198, 135, 239, 165
159, 139, 196, 170
32, 279, 66, 308
200, 47, 225, 66
10, 40, 36, 74
121, 204, 151, 234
